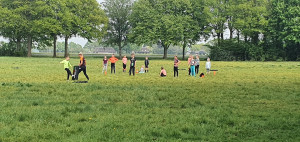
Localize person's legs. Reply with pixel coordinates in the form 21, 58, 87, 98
188, 67, 191, 75
65, 68, 72, 80
133, 67, 135, 76
80, 67, 89, 80
191, 66, 195, 77
129, 66, 132, 75
196, 65, 199, 74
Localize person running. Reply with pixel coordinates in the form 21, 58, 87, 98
195, 55, 200, 74
174, 56, 180, 77
60, 56, 73, 81
188, 55, 192, 75
78, 52, 89, 80
102, 56, 108, 74
109, 54, 119, 74
190, 55, 196, 77
122, 56, 128, 72
160, 67, 167, 77
129, 53, 136, 76
144, 57, 149, 73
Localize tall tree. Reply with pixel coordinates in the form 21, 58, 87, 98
103, 0, 132, 58
130, 0, 192, 59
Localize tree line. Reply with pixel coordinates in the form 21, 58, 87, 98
0, 0, 299, 60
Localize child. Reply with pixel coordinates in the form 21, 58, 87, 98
109, 54, 119, 74
174, 56, 180, 77
139, 65, 145, 73
129, 53, 136, 76
122, 56, 127, 72
188, 55, 192, 75
190, 55, 196, 77
102, 56, 108, 74
160, 67, 167, 77
195, 55, 200, 74
206, 57, 211, 74
144, 57, 149, 73
60, 56, 73, 81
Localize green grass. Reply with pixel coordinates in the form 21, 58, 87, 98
0, 57, 300, 141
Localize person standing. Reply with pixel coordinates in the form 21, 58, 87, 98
206, 57, 211, 74
109, 54, 119, 74
195, 55, 200, 74
102, 56, 108, 74
78, 52, 89, 80
129, 53, 136, 76
144, 57, 149, 73
174, 56, 180, 77
122, 56, 128, 72
188, 55, 192, 75
190, 55, 196, 77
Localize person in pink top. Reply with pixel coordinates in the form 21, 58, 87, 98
160, 67, 167, 77
188, 55, 192, 75
122, 56, 128, 72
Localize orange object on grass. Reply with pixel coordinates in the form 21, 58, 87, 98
214, 71, 216, 75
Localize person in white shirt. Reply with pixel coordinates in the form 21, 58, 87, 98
206, 57, 211, 74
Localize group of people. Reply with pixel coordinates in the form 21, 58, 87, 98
60, 52, 212, 81
102, 53, 149, 76
171, 55, 211, 78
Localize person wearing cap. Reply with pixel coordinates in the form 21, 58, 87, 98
78, 52, 89, 80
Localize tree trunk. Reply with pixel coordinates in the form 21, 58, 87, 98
163, 47, 168, 59
237, 30, 240, 43
182, 42, 187, 60
217, 33, 221, 46
118, 42, 122, 59
27, 36, 32, 57
53, 35, 57, 58
64, 37, 69, 57
16, 37, 21, 52
229, 28, 233, 39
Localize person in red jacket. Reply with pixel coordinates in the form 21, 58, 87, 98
109, 54, 119, 74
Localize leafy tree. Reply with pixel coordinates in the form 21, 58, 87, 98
102, 0, 132, 58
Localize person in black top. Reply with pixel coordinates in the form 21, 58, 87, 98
144, 57, 149, 73
129, 53, 136, 76
78, 52, 89, 80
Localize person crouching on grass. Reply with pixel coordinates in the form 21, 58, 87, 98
144, 57, 149, 73
160, 67, 167, 77
129, 53, 136, 76
60, 56, 73, 81
109, 54, 119, 74
122, 55, 127, 72
78, 52, 89, 80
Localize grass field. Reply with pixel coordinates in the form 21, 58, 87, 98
0, 57, 300, 141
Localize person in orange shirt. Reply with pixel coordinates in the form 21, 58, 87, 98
78, 52, 89, 80
122, 56, 128, 72
109, 54, 119, 74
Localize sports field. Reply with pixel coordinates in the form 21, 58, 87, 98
0, 57, 300, 141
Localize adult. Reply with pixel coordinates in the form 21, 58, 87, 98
109, 54, 119, 74
78, 52, 89, 80
174, 56, 180, 77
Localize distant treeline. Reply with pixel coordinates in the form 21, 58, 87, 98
0, 0, 299, 61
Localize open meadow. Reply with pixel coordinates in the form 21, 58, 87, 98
0, 57, 300, 141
